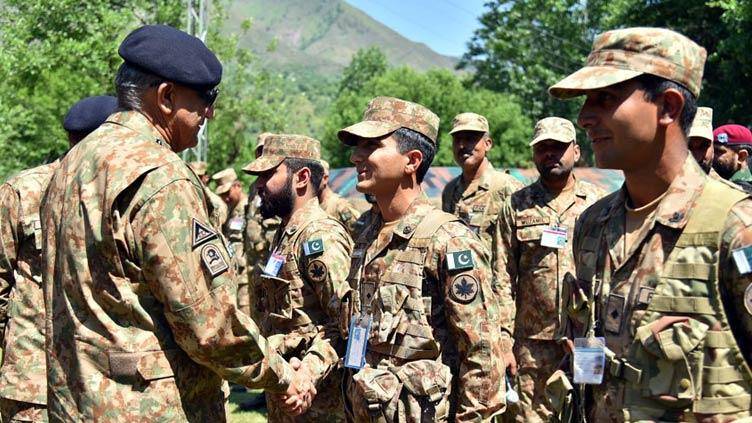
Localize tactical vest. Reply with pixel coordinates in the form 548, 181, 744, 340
593, 179, 752, 418
258, 218, 327, 336
349, 210, 458, 362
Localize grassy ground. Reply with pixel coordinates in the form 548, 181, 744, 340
228, 389, 268, 423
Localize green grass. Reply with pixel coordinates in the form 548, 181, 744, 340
228, 389, 268, 423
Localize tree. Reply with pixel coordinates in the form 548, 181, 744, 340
323, 53, 532, 169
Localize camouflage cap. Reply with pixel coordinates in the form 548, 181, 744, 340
530, 117, 576, 146
257, 132, 272, 148
189, 161, 208, 176
242, 133, 321, 175
688, 107, 713, 142
449, 112, 489, 135
212, 168, 237, 195
549, 27, 706, 99
338, 96, 440, 145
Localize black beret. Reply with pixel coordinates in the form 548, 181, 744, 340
63, 96, 118, 133
118, 25, 222, 88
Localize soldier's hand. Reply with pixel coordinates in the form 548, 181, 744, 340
278, 359, 317, 416
503, 350, 518, 376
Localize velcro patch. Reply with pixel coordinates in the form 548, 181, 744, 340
733, 245, 752, 274
201, 244, 229, 277
303, 239, 324, 256
306, 259, 328, 283
192, 218, 218, 248
447, 250, 474, 271
450, 274, 478, 304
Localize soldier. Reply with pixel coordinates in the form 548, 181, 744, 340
550, 27, 752, 421
687, 107, 714, 175
338, 96, 507, 422
318, 160, 361, 235
712, 124, 752, 191
498, 117, 605, 422
188, 161, 228, 229
0, 95, 117, 422
40, 25, 314, 421
212, 167, 249, 311
243, 133, 353, 421
441, 112, 521, 372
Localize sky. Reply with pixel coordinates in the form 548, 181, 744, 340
344, 0, 489, 58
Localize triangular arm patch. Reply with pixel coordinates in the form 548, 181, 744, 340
192, 218, 218, 248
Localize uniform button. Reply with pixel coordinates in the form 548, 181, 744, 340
679, 378, 691, 390
403, 225, 413, 234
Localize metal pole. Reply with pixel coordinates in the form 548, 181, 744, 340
183, 0, 209, 163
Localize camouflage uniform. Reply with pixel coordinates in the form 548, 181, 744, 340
0, 162, 58, 422
352, 204, 379, 240
243, 133, 353, 422
213, 168, 250, 314
321, 191, 362, 236
551, 28, 752, 421
244, 184, 280, 320
499, 175, 604, 422
337, 97, 507, 422
41, 111, 294, 421
188, 161, 228, 230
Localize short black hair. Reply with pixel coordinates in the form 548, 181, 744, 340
392, 127, 435, 183
114, 62, 164, 111
284, 158, 324, 194
634, 74, 697, 136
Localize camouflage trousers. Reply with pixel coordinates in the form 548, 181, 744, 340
266, 367, 345, 422
343, 359, 452, 423
503, 338, 565, 423
0, 399, 47, 422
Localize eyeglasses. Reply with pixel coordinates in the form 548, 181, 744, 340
198, 86, 219, 108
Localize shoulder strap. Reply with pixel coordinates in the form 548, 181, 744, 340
678, 178, 748, 244
412, 209, 459, 241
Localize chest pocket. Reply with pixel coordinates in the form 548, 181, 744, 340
515, 213, 549, 242
371, 247, 439, 360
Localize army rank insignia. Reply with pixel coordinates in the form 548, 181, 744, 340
447, 250, 474, 271
303, 239, 324, 256
201, 244, 229, 277
732, 245, 752, 274
306, 260, 328, 283
192, 218, 217, 248
450, 274, 478, 303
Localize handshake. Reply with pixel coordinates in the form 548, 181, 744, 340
273, 357, 318, 416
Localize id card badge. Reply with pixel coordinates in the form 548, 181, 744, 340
263, 251, 285, 276
344, 313, 371, 370
573, 337, 606, 384
541, 226, 568, 249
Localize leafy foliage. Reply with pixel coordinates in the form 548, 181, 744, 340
323, 48, 533, 169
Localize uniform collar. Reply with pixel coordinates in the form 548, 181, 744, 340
595, 156, 706, 229
285, 197, 322, 235
460, 162, 495, 198
106, 110, 170, 149
731, 167, 752, 183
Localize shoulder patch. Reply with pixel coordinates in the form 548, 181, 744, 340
450, 274, 478, 304
306, 259, 328, 283
303, 238, 325, 256
200, 244, 229, 277
447, 250, 474, 271
192, 218, 218, 248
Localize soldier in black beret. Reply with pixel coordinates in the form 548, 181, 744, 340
41, 24, 316, 421
63, 95, 118, 144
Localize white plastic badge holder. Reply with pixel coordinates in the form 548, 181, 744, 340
344, 314, 371, 370
263, 252, 285, 276
573, 337, 606, 384
541, 226, 568, 249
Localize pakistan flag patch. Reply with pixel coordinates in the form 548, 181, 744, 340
303, 239, 325, 256
446, 250, 474, 271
